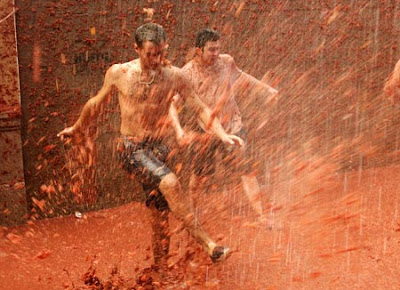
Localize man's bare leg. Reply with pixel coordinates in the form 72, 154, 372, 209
188, 174, 209, 216
148, 205, 170, 269
241, 174, 266, 221
159, 172, 230, 261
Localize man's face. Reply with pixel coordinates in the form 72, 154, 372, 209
136, 40, 166, 70
199, 40, 220, 66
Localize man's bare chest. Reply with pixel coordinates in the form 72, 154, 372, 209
118, 74, 173, 106
194, 65, 231, 90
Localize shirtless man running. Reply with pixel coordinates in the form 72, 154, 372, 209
58, 23, 243, 267
170, 29, 278, 221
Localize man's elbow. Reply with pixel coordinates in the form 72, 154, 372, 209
268, 87, 279, 95
85, 98, 98, 110
264, 89, 279, 105
84, 97, 104, 117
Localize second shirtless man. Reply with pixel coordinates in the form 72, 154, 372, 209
170, 29, 278, 222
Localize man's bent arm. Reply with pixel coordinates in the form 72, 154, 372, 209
169, 95, 186, 142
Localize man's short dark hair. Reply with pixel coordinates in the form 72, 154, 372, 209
135, 23, 167, 48
195, 29, 220, 48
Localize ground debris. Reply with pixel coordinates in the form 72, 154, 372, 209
81, 264, 133, 289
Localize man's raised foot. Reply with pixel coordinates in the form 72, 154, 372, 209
210, 246, 232, 263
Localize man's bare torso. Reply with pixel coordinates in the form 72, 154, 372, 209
112, 59, 178, 140
182, 54, 243, 134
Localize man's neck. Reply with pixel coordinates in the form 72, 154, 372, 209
195, 56, 213, 70
139, 60, 158, 75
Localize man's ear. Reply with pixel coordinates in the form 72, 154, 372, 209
162, 43, 169, 59
134, 43, 139, 54
195, 47, 202, 56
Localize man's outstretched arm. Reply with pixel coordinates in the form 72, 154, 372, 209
224, 54, 279, 107
58, 65, 117, 138
234, 71, 279, 107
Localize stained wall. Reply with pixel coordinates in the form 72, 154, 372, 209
0, 0, 26, 225
5, 1, 400, 220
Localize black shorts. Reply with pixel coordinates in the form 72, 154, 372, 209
189, 128, 252, 176
117, 136, 171, 212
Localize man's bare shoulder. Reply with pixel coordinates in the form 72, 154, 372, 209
219, 54, 235, 64
105, 60, 133, 75
105, 60, 139, 83
219, 54, 242, 77
112, 59, 139, 73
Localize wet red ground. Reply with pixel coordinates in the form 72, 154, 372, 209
1, 161, 400, 289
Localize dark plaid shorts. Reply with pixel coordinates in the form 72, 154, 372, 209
117, 136, 171, 212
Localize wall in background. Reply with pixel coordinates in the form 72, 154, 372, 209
0, 0, 26, 225
6, 0, 400, 221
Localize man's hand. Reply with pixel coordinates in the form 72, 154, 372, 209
57, 126, 77, 141
220, 134, 244, 147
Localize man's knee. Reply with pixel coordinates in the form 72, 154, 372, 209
189, 174, 200, 189
159, 172, 179, 192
